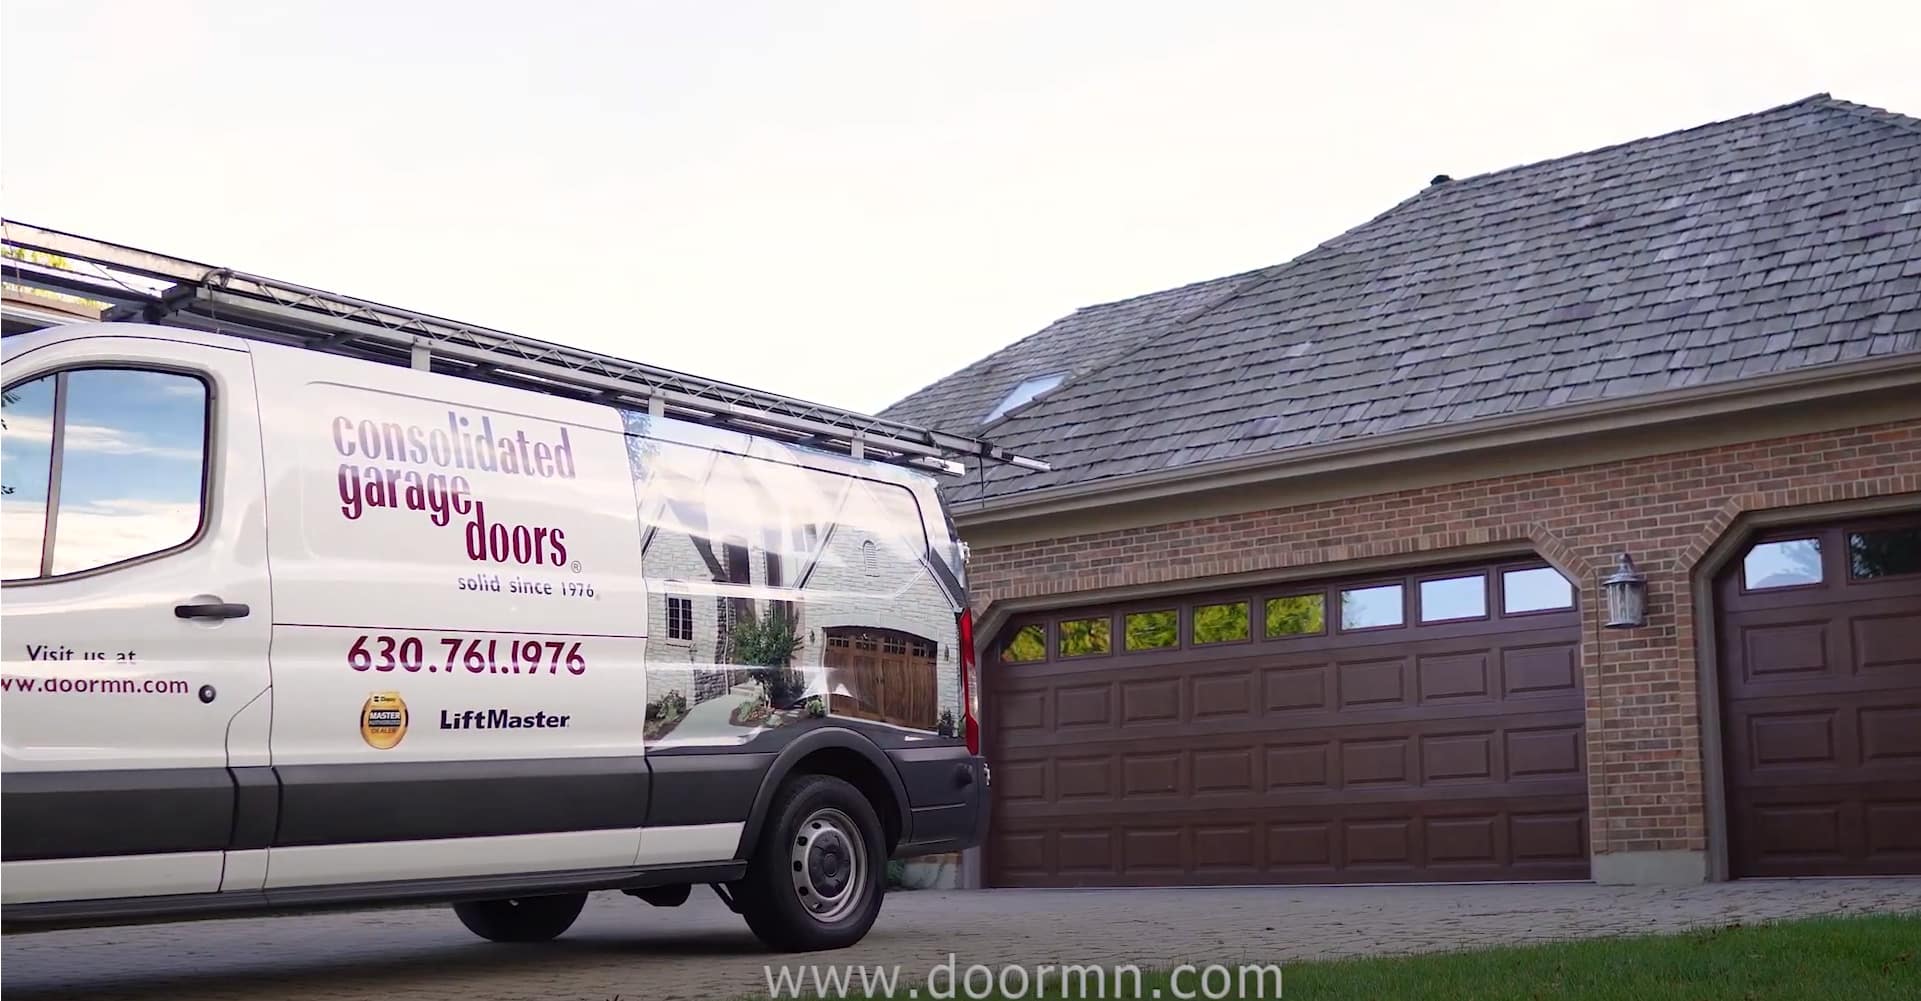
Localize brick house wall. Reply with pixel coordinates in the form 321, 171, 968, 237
964, 418, 1921, 858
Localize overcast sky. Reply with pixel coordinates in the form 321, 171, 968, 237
5, 1, 1918, 414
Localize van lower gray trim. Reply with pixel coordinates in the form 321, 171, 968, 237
1, 769, 234, 861
1, 757, 653, 859
275, 756, 650, 845
2, 735, 987, 868
1, 860, 748, 933
643, 752, 775, 827
231, 766, 279, 850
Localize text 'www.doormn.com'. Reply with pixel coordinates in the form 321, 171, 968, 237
766, 956, 1285, 999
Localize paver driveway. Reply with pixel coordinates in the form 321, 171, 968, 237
5, 879, 1919, 1001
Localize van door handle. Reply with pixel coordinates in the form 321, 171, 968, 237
175, 602, 251, 620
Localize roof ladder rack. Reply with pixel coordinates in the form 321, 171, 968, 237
1, 219, 1049, 477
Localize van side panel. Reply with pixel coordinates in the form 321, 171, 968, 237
249, 345, 652, 880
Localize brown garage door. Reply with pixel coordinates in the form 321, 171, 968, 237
985, 559, 1589, 886
1717, 513, 1921, 877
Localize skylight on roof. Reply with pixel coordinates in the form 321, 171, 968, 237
983, 372, 1066, 424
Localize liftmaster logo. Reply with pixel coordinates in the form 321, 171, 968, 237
360, 692, 409, 749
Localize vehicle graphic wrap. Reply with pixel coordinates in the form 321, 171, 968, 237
618, 409, 963, 749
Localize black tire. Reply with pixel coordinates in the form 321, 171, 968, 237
735, 774, 887, 952
452, 893, 587, 943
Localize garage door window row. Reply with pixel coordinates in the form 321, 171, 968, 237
1741, 525, 1921, 593
999, 563, 1576, 664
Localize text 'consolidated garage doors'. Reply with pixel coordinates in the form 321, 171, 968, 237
985, 560, 1590, 887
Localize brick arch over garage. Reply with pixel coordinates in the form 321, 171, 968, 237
964, 418, 1921, 879
971, 521, 1592, 610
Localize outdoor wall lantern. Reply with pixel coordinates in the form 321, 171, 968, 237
1603, 552, 1648, 629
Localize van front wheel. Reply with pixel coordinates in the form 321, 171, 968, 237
736, 774, 886, 952
453, 892, 587, 942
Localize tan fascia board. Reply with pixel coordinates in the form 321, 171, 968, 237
954, 352, 1921, 536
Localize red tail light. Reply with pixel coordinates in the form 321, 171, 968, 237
957, 609, 981, 755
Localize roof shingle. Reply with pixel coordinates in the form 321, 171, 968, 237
883, 94, 1921, 504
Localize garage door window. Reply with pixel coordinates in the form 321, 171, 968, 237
1339, 583, 1403, 630
1743, 538, 1822, 590
1502, 566, 1573, 614
1848, 527, 1921, 580
1419, 573, 1487, 622
1000, 624, 1046, 663
1058, 616, 1110, 657
1124, 609, 1178, 651
1264, 594, 1326, 638
1192, 601, 1250, 644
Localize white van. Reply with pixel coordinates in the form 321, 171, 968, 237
0, 320, 994, 951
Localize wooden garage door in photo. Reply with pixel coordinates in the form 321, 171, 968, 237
824, 627, 939, 727
985, 560, 1589, 887
1717, 513, 1921, 877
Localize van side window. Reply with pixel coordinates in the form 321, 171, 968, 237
1, 375, 57, 580
0, 369, 208, 580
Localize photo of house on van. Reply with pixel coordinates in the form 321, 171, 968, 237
621, 409, 963, 747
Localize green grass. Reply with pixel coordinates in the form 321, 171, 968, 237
757, 913, 1921, 1000
1266, 914, 1921, 1001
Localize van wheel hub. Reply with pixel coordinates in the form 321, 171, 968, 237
791, 807, 866, 921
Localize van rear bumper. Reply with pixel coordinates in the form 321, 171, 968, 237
886, 747, 989, 859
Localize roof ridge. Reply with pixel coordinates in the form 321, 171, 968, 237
1428, 92, 1835, 191
1815, 94, 1921, 136
1072, 263, 1272, 312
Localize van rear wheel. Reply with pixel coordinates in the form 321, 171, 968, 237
453, 892, 587, 942
735, 774, 886, 952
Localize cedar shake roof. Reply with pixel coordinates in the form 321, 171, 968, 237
882, 94, 1921, 504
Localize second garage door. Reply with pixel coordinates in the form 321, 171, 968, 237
986, 559, 1589, 887
1718, 514, 1921, 877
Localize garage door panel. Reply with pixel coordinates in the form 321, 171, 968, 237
990, 713, 1585, 796
1737, 618, 1834, 683
1861, 705, 1921, 763
986, 796, 1590, 886
1054, 682, 1112, 728
1724, 696, 1921, 782
1854, 610, 1921, 673
1866, 800, 1921, 858
1501, 642, 1582, 699
1719, 514, 1921, 877
995, 779, 1590, 818
989, 721, 1586, 816
1120, 678, 1182, 724
992, 674, 1582, 749
1730, 782, 1921, 875
1418, 651, 1496, 704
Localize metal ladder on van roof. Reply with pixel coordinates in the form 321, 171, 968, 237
1, 219, 1046, 477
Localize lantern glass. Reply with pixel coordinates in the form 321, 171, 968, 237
1602, 553, 1647, 629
